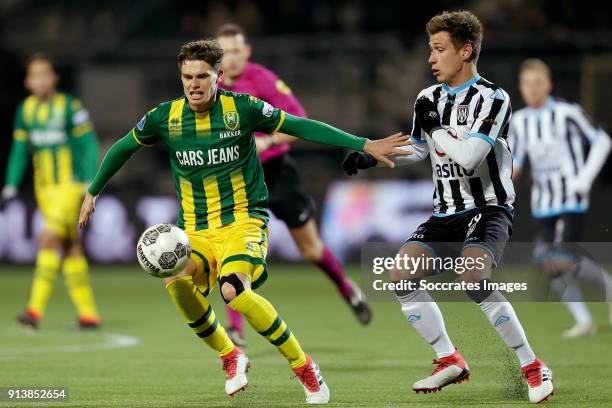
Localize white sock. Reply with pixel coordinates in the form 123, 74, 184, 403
550, 274, 593, 324
479, 290, 536, 367
575, 256, 612, 301
397, 290, 455, 358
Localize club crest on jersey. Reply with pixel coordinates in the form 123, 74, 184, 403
457, 105, 469, 125
262, 102, 275, 117
223, 111, 240, 131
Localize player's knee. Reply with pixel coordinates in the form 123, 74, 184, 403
542, 257, 576, 276
38, 230, 62, 251
64, 241, 83, 258
162, 260, 197, 285
219, 274, 246, 304
460, 248, 492, 283
460, 268, 490, 284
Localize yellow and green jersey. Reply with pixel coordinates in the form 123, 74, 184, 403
5, 92, 99, 191
131, 89, 286, 231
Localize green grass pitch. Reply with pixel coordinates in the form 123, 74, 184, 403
1, 264, 611, 407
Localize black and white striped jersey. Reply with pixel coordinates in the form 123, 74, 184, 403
411, 75, 515, 216
509, 97, 601, 218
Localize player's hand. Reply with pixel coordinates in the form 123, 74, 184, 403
255, 136, 272, 153
78, 192, 98, 229
414, 96, 443, 135
0, 185, 17, 211
363, 133, 413, 168
342, 152, 378, 175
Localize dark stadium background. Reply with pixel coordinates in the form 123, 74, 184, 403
0, 0, 610, 257
1, 4, 612, 407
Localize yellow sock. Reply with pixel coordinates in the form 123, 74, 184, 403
229, 288, 307, 368
166, 276, 234, 357
63, 256, 100, 321
26, 249, 61, 318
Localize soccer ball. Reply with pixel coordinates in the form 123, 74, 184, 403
136, 224, 191, 278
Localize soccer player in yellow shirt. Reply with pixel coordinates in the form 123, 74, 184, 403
1, 55, 101, 330
78, 39, 409, 403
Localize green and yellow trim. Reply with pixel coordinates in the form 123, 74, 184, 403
131, 129, 153, 147
272, 111, 286, 134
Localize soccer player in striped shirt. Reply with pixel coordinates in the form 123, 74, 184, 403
216, 23, 372, 347
77, 39, 408, 403
1, 55, 101, 330
343, 11, 553, 403
509, 59, 612, 338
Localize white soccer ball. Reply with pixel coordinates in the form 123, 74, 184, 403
136, 224, 191, 278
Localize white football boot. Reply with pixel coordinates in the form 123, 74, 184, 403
522, 358, 554, 403
293, 355, 330, 404
221, 347, 250, 397
562, 322, 597, 338
412, 349, 470, 393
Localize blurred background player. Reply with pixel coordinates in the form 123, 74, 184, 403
216, 23, 372, 346
343, 11, 554, 403
509, 58, 612, 338
0, 54, 101, 329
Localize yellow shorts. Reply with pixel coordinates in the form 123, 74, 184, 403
35, 182, 85, 240
187, 217, 269, 296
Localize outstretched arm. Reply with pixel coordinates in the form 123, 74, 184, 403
278, 113, 366, 150
78, 133, 142, 228
389, 140, 429, 166
278, 113, 411, 167
342, 137, 427, 175
248, 96, 411, 166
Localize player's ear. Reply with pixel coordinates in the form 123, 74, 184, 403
245, 44, 252, 59
216, 67, 224, 84
462, 43, 473, 61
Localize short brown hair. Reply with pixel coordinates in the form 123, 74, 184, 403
177, 39, 224, 68
216, 23, 247, 41
519, 58, 551, 78
426, 10, 483, 62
